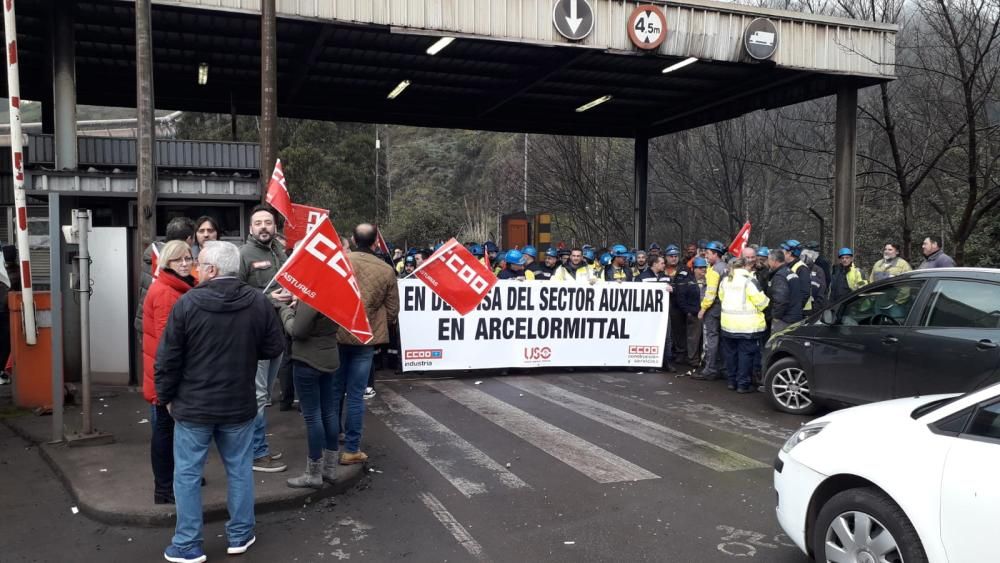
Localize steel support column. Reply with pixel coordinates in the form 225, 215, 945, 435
48, 193, 63, 443
52, 4, 76, 170
833, 86, 858, 253
260, 0, 277, 195
633, 134, 649, 251
135, 0, 156, 260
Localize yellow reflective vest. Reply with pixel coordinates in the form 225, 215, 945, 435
719, 269, 769, 335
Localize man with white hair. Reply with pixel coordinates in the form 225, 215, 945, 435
156, 241, 285, 563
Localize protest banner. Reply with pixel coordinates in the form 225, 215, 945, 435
272, 215, 373, 343
397, 279, 669, 371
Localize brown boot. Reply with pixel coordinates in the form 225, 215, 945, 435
339, 451, 368, 465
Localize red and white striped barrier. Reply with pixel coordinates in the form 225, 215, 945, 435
4, 0, 37, 345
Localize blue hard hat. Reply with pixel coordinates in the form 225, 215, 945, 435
407, 247, 418, 256
545, 247, 559, 258
522, 245, 537, 258
505, 249, 527, 266
692, 257, 709, 268
838, 247, 854, 257
404, 255, 415, 265
626, 252, 636, 263
582, 244, 594, 251
469, 243, 484, 257
583, 248, 596, 262
781, 239, 801, 251
648, 242, 661, 251
664, 244, 680, 256
697, 239, 708, 249
611, 244, 629, 257
757, 246, 770, 257
705, 240, 726, 254
484, 241, 498, 253
599, 253, 613, 267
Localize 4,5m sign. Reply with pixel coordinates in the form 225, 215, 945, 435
628, 5, 667, 50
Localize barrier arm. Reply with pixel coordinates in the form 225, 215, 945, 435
3, 0, 37, 345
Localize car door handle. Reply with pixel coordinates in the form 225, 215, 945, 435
977, 339, 999, 350
882, 335, 899, 345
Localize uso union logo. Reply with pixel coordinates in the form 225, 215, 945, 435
523, 346, 552, 362
628, 345, 659, 358
405, 349, 443, 360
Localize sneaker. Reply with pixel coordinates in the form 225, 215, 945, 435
227, 535, 256, 555
252, 455, 287, 473
339, 451, 368, 465
163, 545, 207, 563
363, 387, 376, 400
726, 384, 737, 391
0, 372, 9, 385
270, 451, 283, 461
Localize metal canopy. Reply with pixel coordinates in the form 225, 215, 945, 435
5, 0, 890, 138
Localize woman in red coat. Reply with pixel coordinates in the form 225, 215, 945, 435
143, 240, 196, 504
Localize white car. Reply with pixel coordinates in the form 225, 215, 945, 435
774, 381, 1000, 563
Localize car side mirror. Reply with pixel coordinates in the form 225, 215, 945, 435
821, 309, 836, 325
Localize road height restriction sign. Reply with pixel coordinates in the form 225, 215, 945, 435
627, 5, 667, 50
552, 0, 595, 41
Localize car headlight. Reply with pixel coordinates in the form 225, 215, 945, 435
781, 422, 829, 453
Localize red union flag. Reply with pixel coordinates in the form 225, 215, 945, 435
728, 221, 752, 257
284, 203, 328, 249
375, 225, 391, 257
411, 238, 497, 316
265, 159, 294, 228
273, 215, 373, 344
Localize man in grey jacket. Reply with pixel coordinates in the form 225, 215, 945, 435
239, 204, 292, 473
918, 235, 957, 269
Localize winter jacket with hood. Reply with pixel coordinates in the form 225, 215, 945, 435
155, 277, 285, 425
142, 270, 194, 404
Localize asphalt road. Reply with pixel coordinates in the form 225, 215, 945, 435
1, 370, 815, 563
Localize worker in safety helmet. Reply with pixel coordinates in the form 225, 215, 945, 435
829, 247, 866, 302
532, 247, 560, 281
498, 249, 535, 281
693, 241, 728, 381
553, 248, 597, 284
603, 244, 634, 282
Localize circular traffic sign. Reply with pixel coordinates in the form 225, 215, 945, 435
552, 0, 595, 42
743, 18, 778, 60
627, 5, 667, 50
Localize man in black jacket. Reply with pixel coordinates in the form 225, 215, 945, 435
156, 241, 284, 563
766, 249, 804, 333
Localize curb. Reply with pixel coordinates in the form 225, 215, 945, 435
2, 417, 369, 528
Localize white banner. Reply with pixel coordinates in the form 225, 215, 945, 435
397, 279, 669, 371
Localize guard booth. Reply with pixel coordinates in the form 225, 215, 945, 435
0, 135, 262, 388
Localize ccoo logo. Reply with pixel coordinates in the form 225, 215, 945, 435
628, 345, 659, 355
523, 346, 552, 361
405, 349, 443, 360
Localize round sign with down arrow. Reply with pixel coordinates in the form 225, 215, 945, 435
627, 5, 667, 50
552, 0, 595, 42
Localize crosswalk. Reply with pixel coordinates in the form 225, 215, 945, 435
369, 375, 786, 498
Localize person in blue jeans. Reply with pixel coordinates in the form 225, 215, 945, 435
155, 242, 285, 563
280, 300, 341, 487
334, 224, 400, 465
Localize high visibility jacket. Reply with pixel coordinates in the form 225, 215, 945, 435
553, 262, 595, 284
603, 265, 633, 282
700, 260, 727, 311
869, 257, 912, 283
790, 260, 813, 311
498, 267, 535, 281
719, 269, 769, 336
830, 264, 866, 302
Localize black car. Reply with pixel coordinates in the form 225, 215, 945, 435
762, 268, 1000, 415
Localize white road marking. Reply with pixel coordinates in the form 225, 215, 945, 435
560, 375, 790, 448
418, 491, 486, 560
427, 380, 659, 483
507, 377, 767, 472
369, 387, 528, 498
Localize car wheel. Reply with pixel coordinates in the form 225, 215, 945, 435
764, 357, 818, 415
812, 488, 927, 563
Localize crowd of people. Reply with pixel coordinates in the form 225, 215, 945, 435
138, 206, 398, 563
135, 204, 958, 563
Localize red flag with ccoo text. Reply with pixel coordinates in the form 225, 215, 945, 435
284, 203, 329, 250
411, 238, 498, 316
265, 159, 295, 228
728, 221, 752, 257
272, 215, 373, 343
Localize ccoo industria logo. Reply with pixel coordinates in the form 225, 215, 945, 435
627, 345, 659, 358
404, 349, 443, 360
